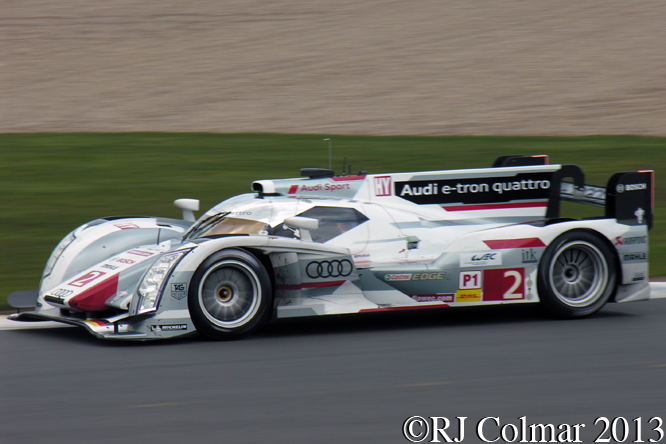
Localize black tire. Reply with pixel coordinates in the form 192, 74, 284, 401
537, 230, 616, 318
188, 249, 272, 339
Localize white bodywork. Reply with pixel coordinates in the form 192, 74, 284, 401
10, 158, 653, 340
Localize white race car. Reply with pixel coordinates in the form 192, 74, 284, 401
9, 155, 654, 340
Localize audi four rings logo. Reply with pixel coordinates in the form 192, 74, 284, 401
50, 288, 73, 298
306, 260, 353, 278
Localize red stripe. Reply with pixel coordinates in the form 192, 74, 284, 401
68, 274, 119, 312
443, 201, 547, 212
360, 303, 449, 313
638, 170, 655, 210
331, 175, 366, 181
288, 185, 298, 194
483, 238, 546, 249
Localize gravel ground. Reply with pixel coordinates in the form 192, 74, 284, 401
2, 1, 666, 135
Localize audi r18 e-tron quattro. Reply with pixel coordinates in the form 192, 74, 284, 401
8, 155, 654, 340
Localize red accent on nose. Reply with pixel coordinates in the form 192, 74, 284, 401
288, 185, 298, 194
68, 274, 119, 312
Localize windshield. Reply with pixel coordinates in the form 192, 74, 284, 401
184, 212, 269, 240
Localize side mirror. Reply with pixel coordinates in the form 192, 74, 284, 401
174, 199, 200, 222
283, 216, 319, 242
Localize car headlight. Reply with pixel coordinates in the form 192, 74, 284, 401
137, 250, 190, 314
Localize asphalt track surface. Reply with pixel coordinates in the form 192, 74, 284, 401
3, 296, 666, 444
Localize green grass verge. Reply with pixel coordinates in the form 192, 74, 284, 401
1, 133, 664, 310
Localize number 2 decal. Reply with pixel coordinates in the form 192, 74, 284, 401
503, 270, 523, 299
482, 268, 525, 301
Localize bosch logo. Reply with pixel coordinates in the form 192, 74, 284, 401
306, 260, 353, 278
617, 183, 647, 193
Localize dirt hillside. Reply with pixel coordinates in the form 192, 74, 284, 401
2, 1, 666, 135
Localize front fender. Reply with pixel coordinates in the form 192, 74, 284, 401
40, 217, 192, 300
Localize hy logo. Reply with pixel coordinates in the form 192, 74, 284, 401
374, 176, 392, 196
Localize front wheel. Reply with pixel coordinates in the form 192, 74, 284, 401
537, 231, 616, 318
188, 249, 272, 339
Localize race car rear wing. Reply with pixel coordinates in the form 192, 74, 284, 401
495, 156, 654, 230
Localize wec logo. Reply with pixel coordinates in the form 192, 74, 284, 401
472, 253, 497, 262
460, 252, 502, 268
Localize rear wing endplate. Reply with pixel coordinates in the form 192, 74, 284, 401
559, 171, 654, 230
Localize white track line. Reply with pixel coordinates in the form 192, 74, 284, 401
3, 283, 666, 331
650, 282, 666, 299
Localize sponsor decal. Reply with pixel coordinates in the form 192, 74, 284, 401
385, 273, 412, 281
374, 176, 392, 196
291, 183, 352, 194
459, 271, 482, 289
411, 294, 454, 303
114, 257, 136, 264
521, 249, 539, 264
616, 183, 647, 193
150, 324, 188, 332
306, 260, 353, 278
456, 289, 481, 302
352, 254, 372, 266
114, 223, 140, 230
101, 263, 120, 271
127, 249, 155, 257
107, 291, 129, 305
394, 172, 553, 206
614, 235, 647, 246
170, 283, 188, 300
411, 272, 445, 280
483, 268, 525, 301
635, 207, 646, 224
632, 272, 646, 282
68, 270, 106, 288
623, 252, 647, 261
460, 252, 502, 267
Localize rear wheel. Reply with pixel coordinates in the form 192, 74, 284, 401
188, 249, 272, 339
537, 231, 616, 318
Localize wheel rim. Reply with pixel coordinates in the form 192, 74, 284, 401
198, 260, 261, 329
548, 241, 608, 307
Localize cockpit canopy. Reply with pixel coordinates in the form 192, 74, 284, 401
183, 195, 368, 244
